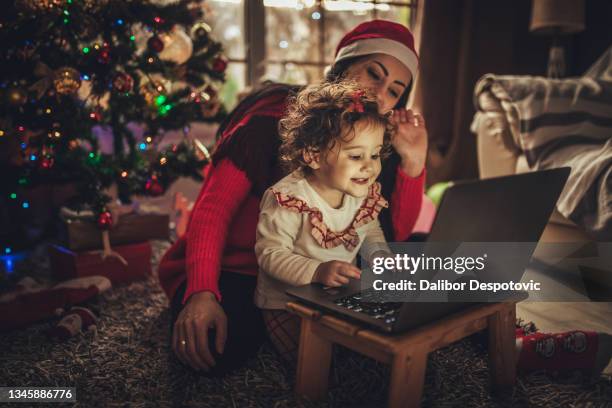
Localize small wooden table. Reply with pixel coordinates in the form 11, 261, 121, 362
287, 300, 518, 408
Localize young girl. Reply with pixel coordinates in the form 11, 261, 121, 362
254, 81, 395, 362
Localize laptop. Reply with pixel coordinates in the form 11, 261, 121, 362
286, 167, 570, 333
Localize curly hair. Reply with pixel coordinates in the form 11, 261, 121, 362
279, 81, 395, 173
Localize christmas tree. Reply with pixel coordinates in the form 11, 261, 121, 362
0, 0, 228, 253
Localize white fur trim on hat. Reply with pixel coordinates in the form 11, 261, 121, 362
335, 37, 418, 78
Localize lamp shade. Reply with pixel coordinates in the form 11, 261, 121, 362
530, 0, 585, 35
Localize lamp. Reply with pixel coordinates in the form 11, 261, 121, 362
530, 0, 585, 78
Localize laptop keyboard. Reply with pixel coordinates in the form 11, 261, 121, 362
333, 289, 402, 325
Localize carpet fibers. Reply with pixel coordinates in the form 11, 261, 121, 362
1, 242, 611, 407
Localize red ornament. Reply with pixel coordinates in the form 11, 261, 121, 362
212, 56, 227, 73
145, 177, 164, 196
40, 156, 54, 169
97, 50, 111, 64
112, 72, 134, 93
89, 110, 102, 121
97, 211, 113, 230
147, 36, 164, 53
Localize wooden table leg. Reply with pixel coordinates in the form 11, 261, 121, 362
295, 318, 332, 400
488, 304, 517, 393
388, 348, 428, 408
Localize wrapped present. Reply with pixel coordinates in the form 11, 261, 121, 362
60, 207, 169, 251
48, 242, 152, 285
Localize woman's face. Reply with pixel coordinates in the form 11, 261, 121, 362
344, 53, 412, 113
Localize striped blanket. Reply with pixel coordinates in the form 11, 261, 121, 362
473, 74, 612, 239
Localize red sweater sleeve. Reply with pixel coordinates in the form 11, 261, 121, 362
183, 159, 252, 303
390, 167, 426, 241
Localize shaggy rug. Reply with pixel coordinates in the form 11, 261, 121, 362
1, 241, 611, 407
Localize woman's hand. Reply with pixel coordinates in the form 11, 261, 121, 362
390, 109, 428, 178
313, 260, 361, 287
172, 291, 227, 372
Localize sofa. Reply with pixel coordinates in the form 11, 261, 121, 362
470, 65, 612, 289
472, 86, 595, 244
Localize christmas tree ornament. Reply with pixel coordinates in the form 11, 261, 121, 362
191, 22, 211, 39
112, 72, 134, 93
159, 26, 193, 64
140, 80, 166, 107
89, 110, 102, 121
145, 176, 164, 196
16, 0, 61, 12
7, 87, 28, 106
212, 56, 228, 73
97, 49, 111, 64
53, 67, 81, 95
147, 35, 164, 53
97, 210, 113, 230
39, 156, 54, 169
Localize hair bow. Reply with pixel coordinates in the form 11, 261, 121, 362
350, 90, 365, 113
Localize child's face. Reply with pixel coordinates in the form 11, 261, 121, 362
308, 120, 384, 207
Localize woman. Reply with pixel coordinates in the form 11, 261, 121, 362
160, 18, 610, 377
159, 20, 427, 375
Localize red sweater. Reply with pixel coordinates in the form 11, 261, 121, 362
158, 92, 425, 303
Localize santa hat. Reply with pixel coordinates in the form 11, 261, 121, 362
333, 20, 419, 79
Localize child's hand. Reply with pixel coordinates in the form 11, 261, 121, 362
313, 260, 361, 287
390, 109, 428, 178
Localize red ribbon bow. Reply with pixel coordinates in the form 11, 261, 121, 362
350, 90, 365, 113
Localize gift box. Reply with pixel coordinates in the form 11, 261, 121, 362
48, 242, 152, 285
61, 212, 169, 251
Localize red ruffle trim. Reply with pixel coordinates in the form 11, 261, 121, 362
271, 183, 388, 251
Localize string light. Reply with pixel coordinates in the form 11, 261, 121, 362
18, 126, 25, 132
4, 247, 11, 255
130, 35, 136, 41
147, 57, 154, 63
121, 171, 128, 178
160, 157, 167, 165
94, 44, 100, 50
83, 47, 90, 54
139, 142, 146, 150
145, 136, 152, 143
0, 130, 4, 136
45, 108, 52, 114
9, 193, 17, 199
30, 154, 36, 161
116, 19, 124, 25
155, 95, 167, 106
22, 202, 30, 209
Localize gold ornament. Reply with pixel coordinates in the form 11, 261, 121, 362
7, 87, 28, 106
159, 26, 193, 64
53, 67, 82, 95
16, 0, 61, 12
140, 80, 166, 107
191, 22, 211, 39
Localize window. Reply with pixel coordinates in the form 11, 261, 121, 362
206, 0, 417, 108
